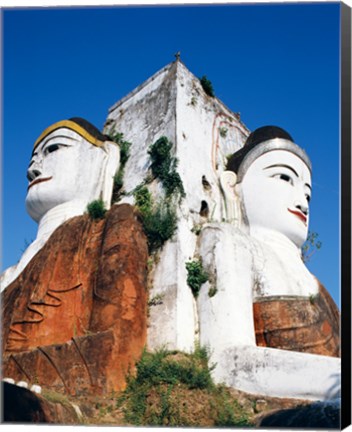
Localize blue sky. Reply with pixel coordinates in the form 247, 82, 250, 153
2, 3, 341, 305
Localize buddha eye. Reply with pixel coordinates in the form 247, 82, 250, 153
43, 144, 61, 155
305, 194, 311, 203
272, 173, 293, 185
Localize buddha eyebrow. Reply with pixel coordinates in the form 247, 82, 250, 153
41, 134, 79, 148
264, 164, 299, 177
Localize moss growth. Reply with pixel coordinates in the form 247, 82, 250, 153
42, 389, 72, 408
219, 126, 228, 138
185, 259, 209, 298
87, 199, 107, 220
208, 286, 218, 298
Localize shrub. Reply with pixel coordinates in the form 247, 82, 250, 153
118, 347, 214, 425
133, 186, 178, 253
134, 185, 153, 215
199, 75, 215, 97
87, 199, 107, 220
108, 129, 132, 202
116, 347, 252, 427
148, 137, 185, 198
142, 202, 178, 253
186, 259, 209, 298
213, 386, 251, 427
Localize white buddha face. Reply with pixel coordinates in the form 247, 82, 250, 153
238, 150, 311, 248
25, 128, 115, 222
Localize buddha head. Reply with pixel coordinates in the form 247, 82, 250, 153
221, 126, 312, 248
26, 117, 120, 222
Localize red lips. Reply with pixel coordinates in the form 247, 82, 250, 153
287, 208, 307, 224
27, 176, 53, 190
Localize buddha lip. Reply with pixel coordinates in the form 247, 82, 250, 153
28, 176, 53, 190
288, 208, 307, 224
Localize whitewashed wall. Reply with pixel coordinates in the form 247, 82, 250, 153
104, 60, 249, 351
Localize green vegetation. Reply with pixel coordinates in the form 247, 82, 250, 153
148, 136, 185, 198
108, 130, 132, 202
87, 199, 107, 220
191, 224, 202, 236
116, 347, 252, 427
302, 231, 322, 263
199, 75, 215, 97
208, 286, 218, 298
148, 293, 164, 307
213, 386, 250, 427
219, 126, 228, 138
134, 185, 153, 215
185, 259, 209, 298
42, 389, 72, 408
142, 202, 178, 253
134, 186, 178, 253
130, 136, 186, 252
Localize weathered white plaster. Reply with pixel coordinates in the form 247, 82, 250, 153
30, 384, 42, 394
16, 381, 29, 389
215, 346, 340, 401
2, 378, 15, 385
104, 60, 249, 351
195, 134, 339, 400
197, 223, 338, 400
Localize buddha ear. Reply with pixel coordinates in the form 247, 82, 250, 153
220, 171, 237, 196
220, 170, 241, 224
101, 141, 121, 208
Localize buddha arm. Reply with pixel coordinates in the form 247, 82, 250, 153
197, 224, 340, 401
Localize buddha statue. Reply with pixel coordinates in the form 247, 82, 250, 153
1, 118, 148, 395
197, 126, 340, 400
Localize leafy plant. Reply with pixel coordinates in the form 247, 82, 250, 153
142, 202, 178, 253
87, 199, 107, 220
199, 75, 215, 97
148, 136, 185, 198
134, 185, 153, 215
186, 259, 209, 298
133, 186, 178, 253
108, 129, 132, 202
302, 231, 322, 263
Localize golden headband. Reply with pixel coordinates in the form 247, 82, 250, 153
33, 120, 106, 150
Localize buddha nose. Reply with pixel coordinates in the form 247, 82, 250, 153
27, 162, 42, 182
296, 203, 308, 216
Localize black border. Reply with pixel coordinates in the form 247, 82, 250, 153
341, 1, 351, 429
